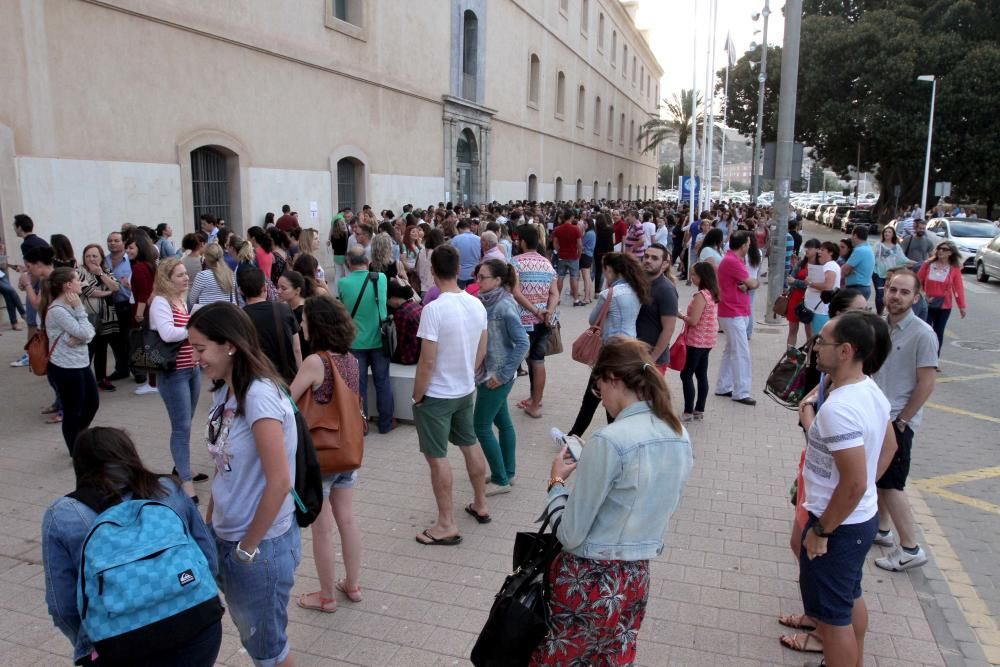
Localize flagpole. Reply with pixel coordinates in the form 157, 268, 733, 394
705, 0, 719, 209
699, 0, 713, 212
721, 47, 730, 192
689, 0, 699, 218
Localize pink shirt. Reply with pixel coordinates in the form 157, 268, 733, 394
717, 251, 751, 318
685, 289, 718, 349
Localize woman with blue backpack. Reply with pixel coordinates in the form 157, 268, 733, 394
187, 302, 301, 667
42, 427, 223, 666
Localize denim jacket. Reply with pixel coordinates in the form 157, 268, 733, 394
590, 279, 641, 342
548, 401, 693, 561
42, 479, 217, 663
479, 291, 530, 385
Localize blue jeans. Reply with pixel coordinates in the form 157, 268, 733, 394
872, 274, 886, 314
925, 306, 951, 355
0, 273, 25, 325
474, 379, 516, 485
158, 366, 201, 481
215, 525, 301, 667
352, 347, 394, 432
847, 283, 872, 301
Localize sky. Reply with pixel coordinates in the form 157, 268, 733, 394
634, 0, 786, 110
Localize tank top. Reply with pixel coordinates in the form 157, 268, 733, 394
685, 289, 719, 349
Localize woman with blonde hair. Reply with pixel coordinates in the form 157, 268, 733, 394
369, 232, 407, 282
189, 244, 236, 310
150, 257, 205, 502
298, 228, 326, 284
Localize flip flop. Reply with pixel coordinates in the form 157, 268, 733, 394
778, 613, 817, 631
522, 406, 543, 419
415, 529, 462, 546
297, 592, 337, 613
41, 405, 59, 415
336, 579, 363, 602
779, 632, 824, 654
464, 504, 491, 524
45, 414, 63, 424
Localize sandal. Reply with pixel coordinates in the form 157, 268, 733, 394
297, 591, 337, 613
778, 613, 817, 631
415, 529, 462, 546
41, 405, 59, 415
336, 579, 363, 602
779, 632, 823, 654
464, 503, 491, 524
45, 414, 63, 424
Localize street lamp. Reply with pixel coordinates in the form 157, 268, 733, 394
917, 74, 936, 217
750, 1, 770, 203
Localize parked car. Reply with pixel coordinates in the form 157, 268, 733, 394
826, 205, 851, 229
974, 233, 1000, 282
842, 208, 873, 233
818, 204, 838, 227
925, 217, 998, 271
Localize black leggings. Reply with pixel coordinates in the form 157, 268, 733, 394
568, 376, 614, 437
680, 346, 712, 414
88, 333, 114, 383
46, 363, 99, 456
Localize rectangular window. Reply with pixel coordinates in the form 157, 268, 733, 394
580, 0, 589, 34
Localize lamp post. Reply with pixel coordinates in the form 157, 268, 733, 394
749, 1, 770, 204
917, 75, 936, 216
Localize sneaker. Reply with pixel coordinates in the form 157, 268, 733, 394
733, 397, 757, 406
875, 545, 928, 572
10, 354, 28, 367
693, 412, 705, 421
681, 413, 694, 422
134, 383, 159, 396
873, 529, 895, 548
485, 483, 512, 497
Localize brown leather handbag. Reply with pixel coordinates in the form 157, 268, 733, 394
772, 291, 790, 318
571, 286, 613, 367
296, 352, 366, 474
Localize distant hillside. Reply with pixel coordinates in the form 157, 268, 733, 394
656, 127, 754, 167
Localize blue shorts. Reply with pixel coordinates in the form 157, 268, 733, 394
214, 525, 301, 666
799, 513, 878, 626
557, 258, 580, 278
322, 470, 358, 495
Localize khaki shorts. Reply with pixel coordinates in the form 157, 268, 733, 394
414, 393, 477, 458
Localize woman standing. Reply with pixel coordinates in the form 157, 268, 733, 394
678, 262, 719, 422
917, 240, 967, 355
292, 253, 330, 297
369, 232, 402, 281
579, 218, 596, 304
785, 239, 821, 347
474, 260, 530, 496
42, 268, 98, 456
42, 427, 223, 666
697, 228, 725, 268
593, 212, 615, 292
417, 228, 444, 300
278, 270, 314, 358
150, 258, 204, 503
181, 232, 206, 283
268, 228, 292, 285
401, 225, 423, 294
532, 338, 692, 666
298, 228, 326, 284
873, 226, 907, 315
155, 223, 181, 259
51, 234, 78, 269
79, 244, 121, 392
565, 252, 649, 437
804, 241, 841, 332
329, 215, 350, 284
127, 233, 158, 395
189, 244, 236, 309
248, 226, 275, 282
288, 296, 364, 613
744, 234, 762, 340
188, 303, 300, 667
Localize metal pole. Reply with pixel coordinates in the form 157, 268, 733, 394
751, 0, 770, 204
720, 59, 730, 198
765, 0, 801, 324
920, 78, 936, 215
700, 0, 713, 212
689, 0, 699, 217
705, 0, 719, 209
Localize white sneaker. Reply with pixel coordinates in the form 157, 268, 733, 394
484, 483, 512, 497
873, 529, 895, 548
10, 354, 28, 367
875, 545, 928, 572
134, 384, 159, 396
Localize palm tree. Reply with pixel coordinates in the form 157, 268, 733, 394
638, 89, 724, 176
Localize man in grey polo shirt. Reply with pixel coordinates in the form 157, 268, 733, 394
871, 270, 938, 571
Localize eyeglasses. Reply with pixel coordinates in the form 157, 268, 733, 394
475, 273, 495, 282
813, 338, 843, 348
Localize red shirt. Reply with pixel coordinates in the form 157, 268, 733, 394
275, 214, 299, 232
613, 219, 628, 244
551, 222, 583, 260
717, 251, 751, 318
130, 262, 154, 325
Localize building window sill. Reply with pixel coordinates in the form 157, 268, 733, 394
527, 100, 539, 110
555, 112, 565, 121
324, 14, 367, 41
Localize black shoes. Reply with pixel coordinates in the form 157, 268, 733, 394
714, 391, 733, 397
733, 397, 757, 406
174, 467, 210, 483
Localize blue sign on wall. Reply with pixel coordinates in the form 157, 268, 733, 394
680, 176, 700, 208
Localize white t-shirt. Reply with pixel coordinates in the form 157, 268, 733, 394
804, 261, 841, 315
803, 377, 889, 524
642, 221, 656, 246
417, 291, 487, 398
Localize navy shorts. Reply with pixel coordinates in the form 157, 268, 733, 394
799, 513, 878, 626
527, 324, 550, 363
876, 424, 913, 491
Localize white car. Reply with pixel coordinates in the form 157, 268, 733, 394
974, 232, 1000, 282
925, 217, 999, 271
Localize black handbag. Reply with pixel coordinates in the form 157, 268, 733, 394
471, 502, 563, 667
351, 273, 396, 359
794, 301, 815, 324
129, 320, 182, 373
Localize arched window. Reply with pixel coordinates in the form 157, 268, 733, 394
619, 112, 625, 145
191, 147, 230, 223
576, 179, 583, 200
607, 104, 614, 140
598, 13, 605, 50
623, 45, 628, 78
528, 54, 540, 106
629, 119, 635, 151
640, 65, 645, 92
628, 184, 633, 200
594, 96, 602, 135
611, 31, 617, 66
555, 176, 564, 201
555, 71, 566, 117
593, 180, 599, 199
462, 10, 478, 101
632, 56, 637, 83
581, 0, 589, 34
618, 173, 624, 199
528, 174, 538, 200
606, 181, 612, 199
577, 85, 585, 126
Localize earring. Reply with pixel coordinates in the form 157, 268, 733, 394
227, 351, 234, 357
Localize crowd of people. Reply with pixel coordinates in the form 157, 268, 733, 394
0, 194, 959, 665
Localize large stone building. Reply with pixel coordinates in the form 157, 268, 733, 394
0, 0, 662, 259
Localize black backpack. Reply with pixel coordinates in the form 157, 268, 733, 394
289, 403, 324, 527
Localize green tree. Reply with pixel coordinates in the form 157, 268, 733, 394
638, 89, 722, 177
658, 163, 682, 189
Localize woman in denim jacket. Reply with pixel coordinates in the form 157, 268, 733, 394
474, 259, 530, 497
566, 252, 650, 438
531, 338, 692, 666
42, 427, 222, 666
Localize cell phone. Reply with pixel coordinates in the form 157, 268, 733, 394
566, 439, 583, 463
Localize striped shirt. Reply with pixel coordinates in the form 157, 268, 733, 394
188, 269, 235, 309
172, 306, 195, 370
149, 296, 196, 370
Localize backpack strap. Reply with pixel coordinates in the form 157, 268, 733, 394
350, 272, 372, 319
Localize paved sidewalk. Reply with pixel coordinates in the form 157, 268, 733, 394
0, 282, 991, 666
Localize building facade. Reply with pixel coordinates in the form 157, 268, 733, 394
0, 0, 661, 260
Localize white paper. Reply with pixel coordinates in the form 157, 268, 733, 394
309, 201, 318, 213
807, 264, 826, 285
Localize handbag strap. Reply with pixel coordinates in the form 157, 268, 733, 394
350, 272, 372, 319
368, 272, 385, 324
593, 285, 614, 328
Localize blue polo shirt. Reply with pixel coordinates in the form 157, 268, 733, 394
845, 242, 875, 287
450, 231, 482, 281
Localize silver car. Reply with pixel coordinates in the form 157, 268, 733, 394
975, 232, 1000, 282
925, 217, 998, 271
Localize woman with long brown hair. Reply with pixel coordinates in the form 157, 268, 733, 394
79, 243, 121, 391
532, 337, 692, 665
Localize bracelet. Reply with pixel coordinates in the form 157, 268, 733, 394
547, 476, 565, 493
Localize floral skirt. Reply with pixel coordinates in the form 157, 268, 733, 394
530, 552, 650, 666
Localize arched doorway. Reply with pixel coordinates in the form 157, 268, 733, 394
628, 184, 633, 200
606, 181, 612, 199
555, 176, 563, 201
576, 179, 583, 200
191, 146, 231, 224
593, 180, 599, 200
617, 173, 624, 200
528, 174, 538, 201
456, 129, 478, 205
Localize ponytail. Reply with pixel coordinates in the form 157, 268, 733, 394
592, 337, 682, 434
481, 259, 518, 291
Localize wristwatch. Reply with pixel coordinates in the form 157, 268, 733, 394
895, 416, 909, 427
547, 476, 565, 493
235, 541, 260, 563
811, 521, 831, 538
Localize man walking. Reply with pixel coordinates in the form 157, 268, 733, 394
799, 311, 892, 667
842, 226, 875, 300
339, 246, 394, 433
901, 220, 934, 265
551, 209, 583, 306
450, 219, 481, 289
714, 232, 758, 406
412, 245, 489, 545
636, 243, 678, 372
872, 270, 937, 571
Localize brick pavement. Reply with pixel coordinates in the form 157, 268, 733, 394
0, 277, 992, 666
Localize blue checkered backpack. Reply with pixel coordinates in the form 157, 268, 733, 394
73, 493, 223, 664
